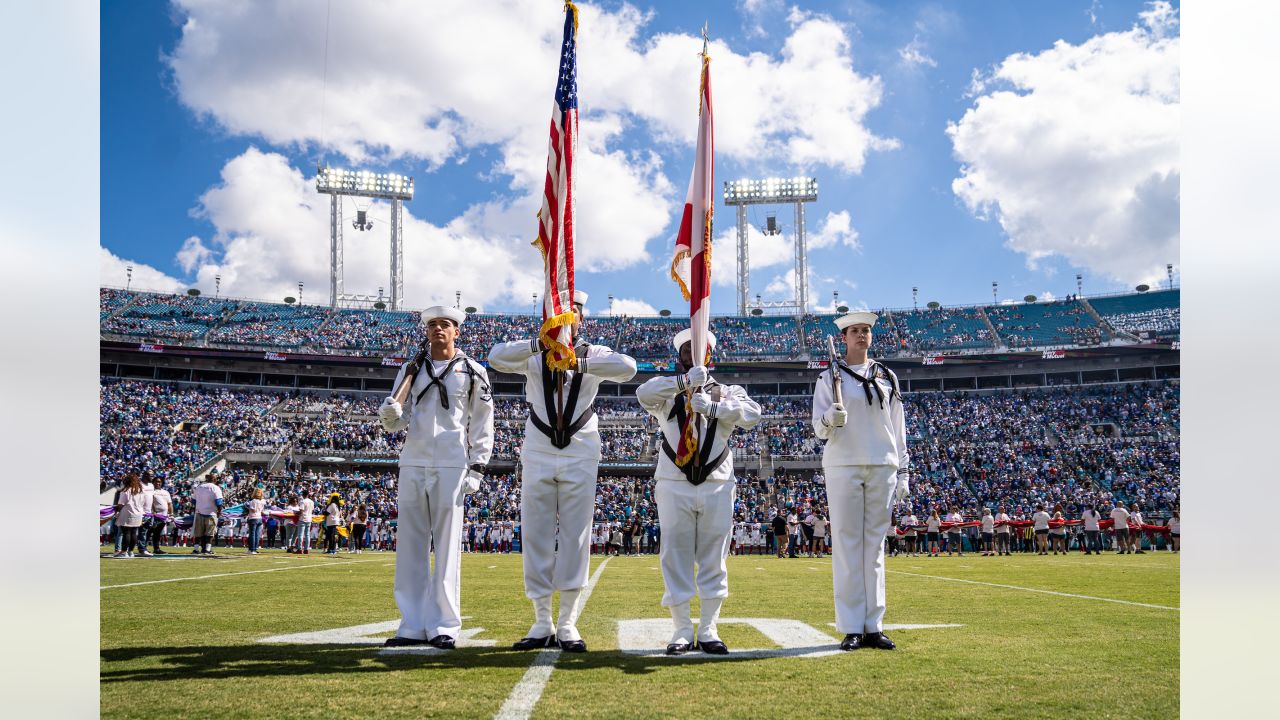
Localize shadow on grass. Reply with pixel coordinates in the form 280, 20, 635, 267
100, 642, 827, 682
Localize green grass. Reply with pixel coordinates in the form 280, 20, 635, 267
100, 548, 1178, 719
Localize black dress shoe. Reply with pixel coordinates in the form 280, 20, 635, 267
512, 635, 558, 651
839, 633, 863, 651
427, 635, 456, 650
864, 632, 896, 650
697, 639, 729, 655
384, 636, 428, 647
559, 639, 587, 653
665, 642, 692, 656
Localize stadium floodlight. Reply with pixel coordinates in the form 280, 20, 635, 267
723, 176, 819, 314
314, 165, 415, 310
315, 166, 414, 201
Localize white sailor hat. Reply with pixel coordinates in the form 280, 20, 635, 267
834, 311, 878, 330
671, 328, 717, 351
421, 305, 466, 326
573, 290, 588, 306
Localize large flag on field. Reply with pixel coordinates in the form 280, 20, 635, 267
669, 40, 714, 466
532, 2, 581, 372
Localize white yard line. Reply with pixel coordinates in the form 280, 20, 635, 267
887, 570, 1178, 611
100, 558, 382, 589
493, 558, 611, 720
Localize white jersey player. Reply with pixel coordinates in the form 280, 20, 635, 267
637, 329, 762, 655
488, 290, 637, 652
811, 311, 910, 652
379, 306, 495, 650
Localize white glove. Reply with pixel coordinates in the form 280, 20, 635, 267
379, 397, 402, 423
683, 365, 709, 389
824, 403, 847, 428
464, 469, 483, 494
895, 473, 910, 502
690, 392, 716, 416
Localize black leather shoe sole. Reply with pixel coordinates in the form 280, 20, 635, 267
559, 639, 587, 653
512, 635, 558, 650
384, 636, 428, 647
427, 635, 456, 650
697, 640, 729, 655
665, 643, 692, 656
839, 634, 863, 651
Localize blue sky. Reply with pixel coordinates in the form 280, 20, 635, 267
100, 0, 1179, 315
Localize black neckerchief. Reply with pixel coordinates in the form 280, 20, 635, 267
835, 360, 899, 408
414, 353, 467, 409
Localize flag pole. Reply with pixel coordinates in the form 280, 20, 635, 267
691, 21, 710, 474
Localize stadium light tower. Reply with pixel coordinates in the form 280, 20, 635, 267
126, 265, 133, 291
723, 177, 818, 314
992, 281, 998, 304
912, 286, 918, 311
1076, 273, 1083, 297
315, 166, 414, 310
1166, 263, 1174, 290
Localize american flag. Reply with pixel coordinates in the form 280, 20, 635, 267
670, 45, 714, 466
532, 2, 580, 372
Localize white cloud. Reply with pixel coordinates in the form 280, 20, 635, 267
175, 236, 212, 273
99, 247, 184, 293
709, 222, 795, 287
609, 297, 659, 316
1040, 290, 1057, 301
898, 36, 937, 68
167, 0, 895, 172
947, 3, 1179, 285
808, 210, 860, 250
138, 1, 894, 310
180, 147, 541, 308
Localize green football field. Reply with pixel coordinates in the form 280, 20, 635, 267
100, 548, 1178, 719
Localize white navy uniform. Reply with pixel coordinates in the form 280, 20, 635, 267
812, 333, 909, 637
488, 321, 636, 643
381, 325, 494, 643
637, 347, 761, 646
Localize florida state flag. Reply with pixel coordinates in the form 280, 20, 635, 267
669, 44, 714, 466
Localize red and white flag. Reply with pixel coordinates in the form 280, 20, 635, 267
532, 2, 580, 372
671, 47, 714, 366
669, 45, 714, 466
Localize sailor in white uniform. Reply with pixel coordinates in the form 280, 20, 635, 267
487, 290, 637, 652
811, 311, 910, 651
637, 329, 762, 655
379, 306, 494, 649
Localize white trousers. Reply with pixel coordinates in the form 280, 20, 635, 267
825, 464, 896, 634
393, 465, 465, 640
655, 478, 735, 607
519, 449, 598, 598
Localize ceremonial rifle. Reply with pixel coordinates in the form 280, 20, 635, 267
391, 341, 432, 406
826, 334, 844, 407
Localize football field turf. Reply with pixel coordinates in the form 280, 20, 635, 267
100, 549, 1178, 719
